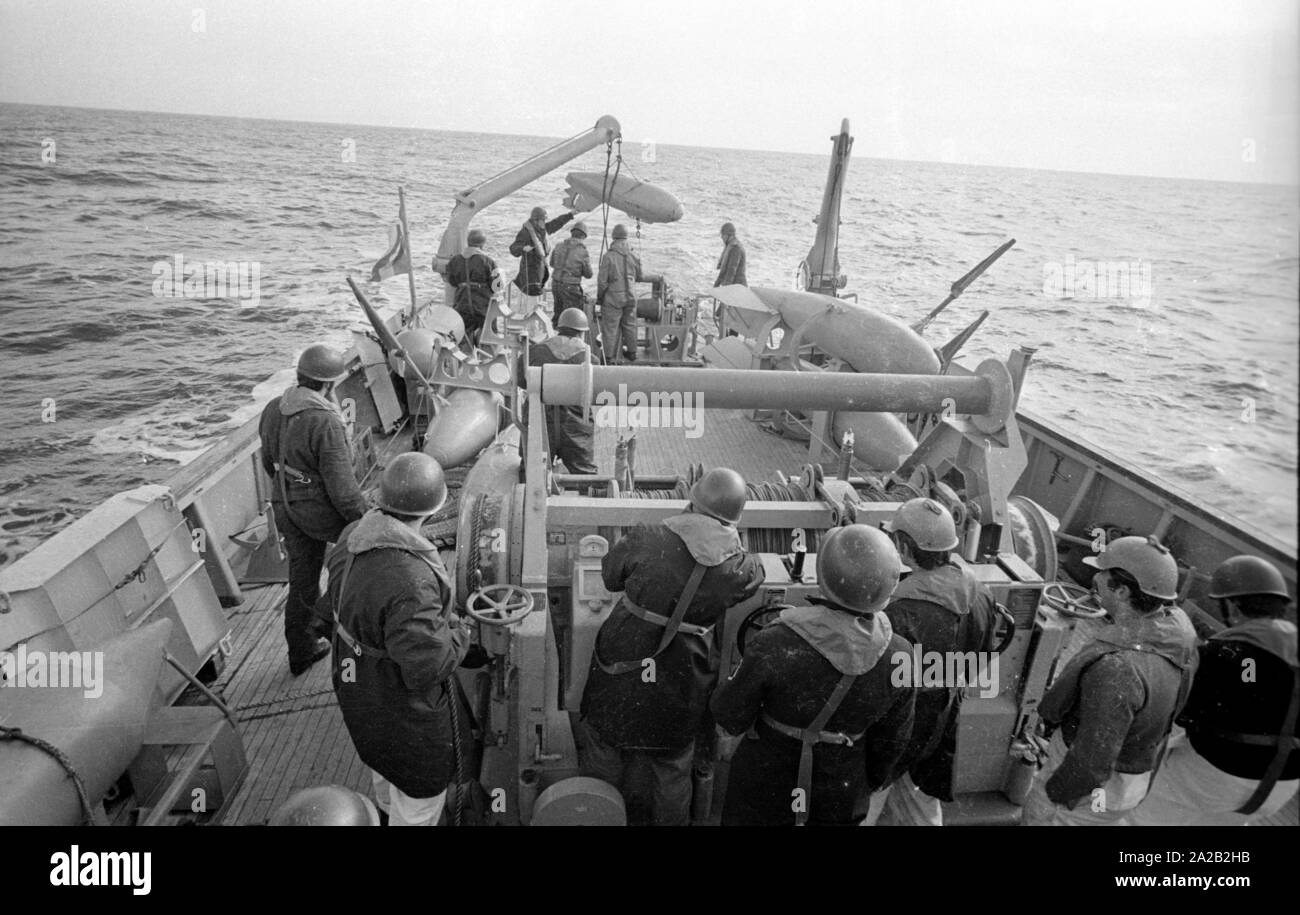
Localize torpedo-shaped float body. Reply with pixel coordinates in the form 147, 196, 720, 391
422, 388, 504, 469
709, 285, 941, 471
563, 172, 684, 223
0, 619, 173, 825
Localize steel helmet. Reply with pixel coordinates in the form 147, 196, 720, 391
268, 786, 380, 826
298, 344, 348, 382
689, 467, 747, 525
817, 524, 903, 614
530, 206, 547, 221
1082, 535, 1179, 601
720, 222, 736, 238
883, 498, 960, 552
557, 308, 589, 332
570, 222, 588, 238
612, 224, 628, 240
1208, 555, 1290, 599
467, 228, 486, 247
376, 452, 448, 517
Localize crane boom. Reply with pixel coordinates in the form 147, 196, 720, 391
432, 116, 622, 301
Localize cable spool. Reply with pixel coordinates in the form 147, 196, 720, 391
622, 476, 821, 554
456, 492, 511, 608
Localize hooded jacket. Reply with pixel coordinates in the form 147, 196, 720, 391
1179, 617, 1299, 780
597, 239, 644, 308
1040, 605, 1198, 807
550, 237, 592, 286
884, 561, 998, 800
258, 384, 368, 542
324, 510, 471, 798
510, 213, 575, 294
527, 332, 595, 474
712, 602, 917, 825
581, 512, 764, 750
446, 246, 499, 318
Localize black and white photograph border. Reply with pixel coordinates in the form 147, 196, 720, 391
0, 0, 1294, 876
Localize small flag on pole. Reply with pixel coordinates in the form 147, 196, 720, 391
370, 221, 411, 282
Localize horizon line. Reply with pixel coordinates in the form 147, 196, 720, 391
2, 98, 1295, 190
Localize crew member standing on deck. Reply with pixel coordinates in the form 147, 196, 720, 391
711, 524, 916, 826
323, 453, 470, 826
1129, 555, 1298, 826
579, 468, 764, 825
1022, 536, 1198, 825
867, 499, 999, 825
713, 222, 747, 287
549, 221, 592, 326
510, 206, 575, 299
527, 308, 597, 475
445, 228, 500, 343
259, 344, 368, 676
597, 224, 658, 364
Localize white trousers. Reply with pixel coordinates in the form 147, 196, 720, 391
371, 770, 447, 827
1021, 731, 1147, 826
861, 773, 944, 826
1128, 741, 1298, 826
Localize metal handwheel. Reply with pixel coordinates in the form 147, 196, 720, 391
736, 605, 789, 657
465, 583, 535, 627
992, 602, 1017, 654
1040, 582, 1106, 619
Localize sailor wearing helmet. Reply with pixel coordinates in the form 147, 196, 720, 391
1022, 536, 1197, 825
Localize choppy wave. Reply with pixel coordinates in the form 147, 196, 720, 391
0, 101, 1296, 563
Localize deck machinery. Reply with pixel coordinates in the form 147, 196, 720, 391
426, 310, 1075, 825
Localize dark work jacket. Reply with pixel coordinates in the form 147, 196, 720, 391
527, 333, 594, 472
712, 603, 916, 825
884, 561, 998, 800
259, 385, 368, 542
324, 510, 471, 798
446, 248, 499, 318
1040, 606, 1198, 807
550, 237, 592, 285
714, 237, 747, 287
597, 239, 643, 308
581, 515, 764, 750
1179, 618, 1299, 780
510, 213, 575, 294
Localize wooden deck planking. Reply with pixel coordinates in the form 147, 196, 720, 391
172, 579, 363, 825
591, 408, 820, 482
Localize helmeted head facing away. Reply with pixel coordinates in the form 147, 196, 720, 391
816, 524, 903, 615
376, 452, 448, 520
297, 344, 347, 389
689, 467, 747, 525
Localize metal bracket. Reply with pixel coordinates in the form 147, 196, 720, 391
478, 297, 548, 349
428, 337, 516, 395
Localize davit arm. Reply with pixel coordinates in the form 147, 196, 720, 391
432, 116, 622, 284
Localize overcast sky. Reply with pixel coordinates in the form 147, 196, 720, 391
1, 0, 1296, 183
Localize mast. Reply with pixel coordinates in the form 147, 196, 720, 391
802, 119, 854, 295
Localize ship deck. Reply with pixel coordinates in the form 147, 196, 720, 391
191, 407, 816, 825
189, 580, 368, 825
182, 407, 1296, 826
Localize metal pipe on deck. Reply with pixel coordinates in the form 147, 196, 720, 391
534, 364, 995, 414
